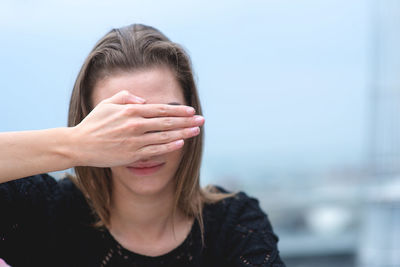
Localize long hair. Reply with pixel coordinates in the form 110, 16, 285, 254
67, 24, 233, 242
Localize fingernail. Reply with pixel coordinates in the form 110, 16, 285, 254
134, 96, 146, 103
190, 127, 200, 134
175, 139, 184, 147
194, 115, 204, 123
186, 107, 195, 115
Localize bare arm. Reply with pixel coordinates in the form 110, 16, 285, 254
0, 90, 204, 184
0, 127, 76, 182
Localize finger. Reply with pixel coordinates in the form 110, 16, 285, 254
142, 127, 200, 146
137, 139, 185, 158
142, 116, 204, 133
130, 104, 196, 118
102, 90, 146, 105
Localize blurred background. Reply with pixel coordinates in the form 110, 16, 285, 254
0, 0, 399, 266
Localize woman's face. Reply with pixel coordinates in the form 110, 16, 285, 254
91, 66, 186, 197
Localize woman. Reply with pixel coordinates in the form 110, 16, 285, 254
0, 24, 285, 266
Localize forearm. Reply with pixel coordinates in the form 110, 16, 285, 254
0, 127, 77, 183
0, 92, 204, 184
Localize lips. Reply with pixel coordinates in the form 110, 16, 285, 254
127, 162, 165, 176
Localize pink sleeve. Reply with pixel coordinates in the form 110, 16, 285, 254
0, 258, 11, 267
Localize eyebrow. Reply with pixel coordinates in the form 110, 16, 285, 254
168, 102, 182, 105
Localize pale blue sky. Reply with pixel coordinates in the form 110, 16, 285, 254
0, 0, 371, 178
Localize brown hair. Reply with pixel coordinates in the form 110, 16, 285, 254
67, 23, 233, 241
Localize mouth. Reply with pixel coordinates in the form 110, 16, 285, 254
126, 162, 165, 176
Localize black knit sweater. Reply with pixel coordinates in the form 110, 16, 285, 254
0, 174, 285, 267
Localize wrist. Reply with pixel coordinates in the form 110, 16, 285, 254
58, 126, 82, 167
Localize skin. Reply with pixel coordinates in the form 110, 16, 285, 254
91, 66, 200, 256
0, 75, 204, 183
0, 65, 203, 257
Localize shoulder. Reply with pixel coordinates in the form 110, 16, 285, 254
203, 185, 268, 229
0, 173, 87, 215
203, 186, 286, 266
0, 173, 81, 199
0, 173, 58, 204
0, 174, 89, 265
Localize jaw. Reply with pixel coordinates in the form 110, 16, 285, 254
111, 165, 177, 199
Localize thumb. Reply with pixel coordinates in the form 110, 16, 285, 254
102, 90, 146, 105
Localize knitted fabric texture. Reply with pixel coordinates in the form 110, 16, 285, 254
0, 174, 285, 267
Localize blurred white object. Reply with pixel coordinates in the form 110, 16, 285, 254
306, 205, 353, 235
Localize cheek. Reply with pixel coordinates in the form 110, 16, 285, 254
110, 166, 125, 177
167, 147, 184, 169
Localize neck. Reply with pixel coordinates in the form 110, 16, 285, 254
108, 179, 195, 256
109, 181, 181, 242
